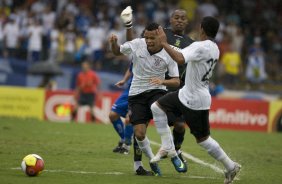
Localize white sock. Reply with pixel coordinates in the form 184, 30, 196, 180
151, 102, 176, 154
134, 161, 143, 171
198, 136, 235, 171
135, 136, 154, 160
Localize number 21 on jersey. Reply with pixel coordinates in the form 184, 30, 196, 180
201, 58, 218, 82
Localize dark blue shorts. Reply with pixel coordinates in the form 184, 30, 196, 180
111, 89, 129, 118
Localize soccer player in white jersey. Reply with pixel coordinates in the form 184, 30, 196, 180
150, 17, 241, 183
109, 22, 187, 176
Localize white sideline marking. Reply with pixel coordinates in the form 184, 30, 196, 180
11, 167, 124, 175
11, 167, 219, 180
150, 140, 224, 174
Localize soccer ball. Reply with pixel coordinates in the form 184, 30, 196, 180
21, 154, 44, 176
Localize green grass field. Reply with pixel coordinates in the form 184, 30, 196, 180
1, 118, 282, 184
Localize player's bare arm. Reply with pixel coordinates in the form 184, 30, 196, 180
150, 77, 180, 87
157, 27, 185, 65
115, 68, 131, 88
109, 34, 122, 55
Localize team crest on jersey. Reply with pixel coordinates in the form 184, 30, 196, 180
174, 39, 181, 47
154, 58, 162, 66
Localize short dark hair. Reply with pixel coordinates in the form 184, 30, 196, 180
201, 16, 219, 39
145, 22, 160, 31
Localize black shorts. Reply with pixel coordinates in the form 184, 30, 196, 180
79, 93, 95, 106
157, 91, 210, 139
128, 89, 167, 125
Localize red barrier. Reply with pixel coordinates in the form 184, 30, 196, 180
210, 98, 269, 132
44, 90, 120, 123
44, 90, 271, 132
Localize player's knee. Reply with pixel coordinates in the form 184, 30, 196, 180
134, 127, 146, 141
150, 102, 163, 115
174, 122, 185, 133
134, 132, 145, 141
109, 111, 119, 122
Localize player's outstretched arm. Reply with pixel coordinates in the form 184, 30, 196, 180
115, 67, 131, 88
157, 27, 185, 65
150, 77, 180, 88
109, 34, 122, 56
120, 6, 134, 41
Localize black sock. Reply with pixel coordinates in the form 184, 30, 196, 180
173, 128, 185, 151
133, 135, 142, 161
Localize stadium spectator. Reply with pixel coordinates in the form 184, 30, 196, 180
64, 24, 76, 63
86, 21, 107, 70
49, 24, 59, 62
74, 32, 87, 62
0, 0, 280, 88
57, 28, 65, 62
72, 60, 101, 122
3, 17, 19, 59
27, 18, 43, 62
196, 0, 219, 18
246, 47, 267, 86
41, 5, 56, 60
221, 44, 242, 88
0, 12, 5, 57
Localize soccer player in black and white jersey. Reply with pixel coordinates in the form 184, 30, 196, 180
120, 6, 193, 173
109, 22, 187, 176
150, 17, 241, 183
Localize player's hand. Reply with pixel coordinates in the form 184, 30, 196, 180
120, 6, 133, 29
115, 80, 126, 88
157, 26, 167, 45
149, 78, 164, 86
109, 34, 118, 44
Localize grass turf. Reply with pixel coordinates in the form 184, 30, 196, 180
0, 118, 282, 184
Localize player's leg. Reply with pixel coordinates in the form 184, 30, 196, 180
120, 114, 133, 154
184, 109, 241, 184
168, 114, 186, 164
134, 123, 161, 176
110, 91, 129, 153
129, 92, 161, 176
109, 111, 125, 152
150, 102, 187, 173
150, 91, 187, 173
173, 122, 187, 164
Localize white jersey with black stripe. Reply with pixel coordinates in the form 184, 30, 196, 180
120, 38, 179, 96
179, 40, 220, 110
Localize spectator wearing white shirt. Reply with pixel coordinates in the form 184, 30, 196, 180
41, 6, 56, 59
41, 6, 56, 35
196, 0, 219, 18
27, 19, 43, 62
3, 17, 20, 58
0, 12, 5, 57
86, 22, 107, 70
49, 25, 59, 62
64, 25, 76, 62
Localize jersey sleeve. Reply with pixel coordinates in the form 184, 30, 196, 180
120, 38, 141, 55
180, 42, 202, 63
167, 58, 179, 77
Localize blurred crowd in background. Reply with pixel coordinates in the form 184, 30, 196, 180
0, 0, 281, 91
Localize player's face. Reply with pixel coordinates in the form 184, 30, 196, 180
170, 10, 188, 33
144, 30, 162, 52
